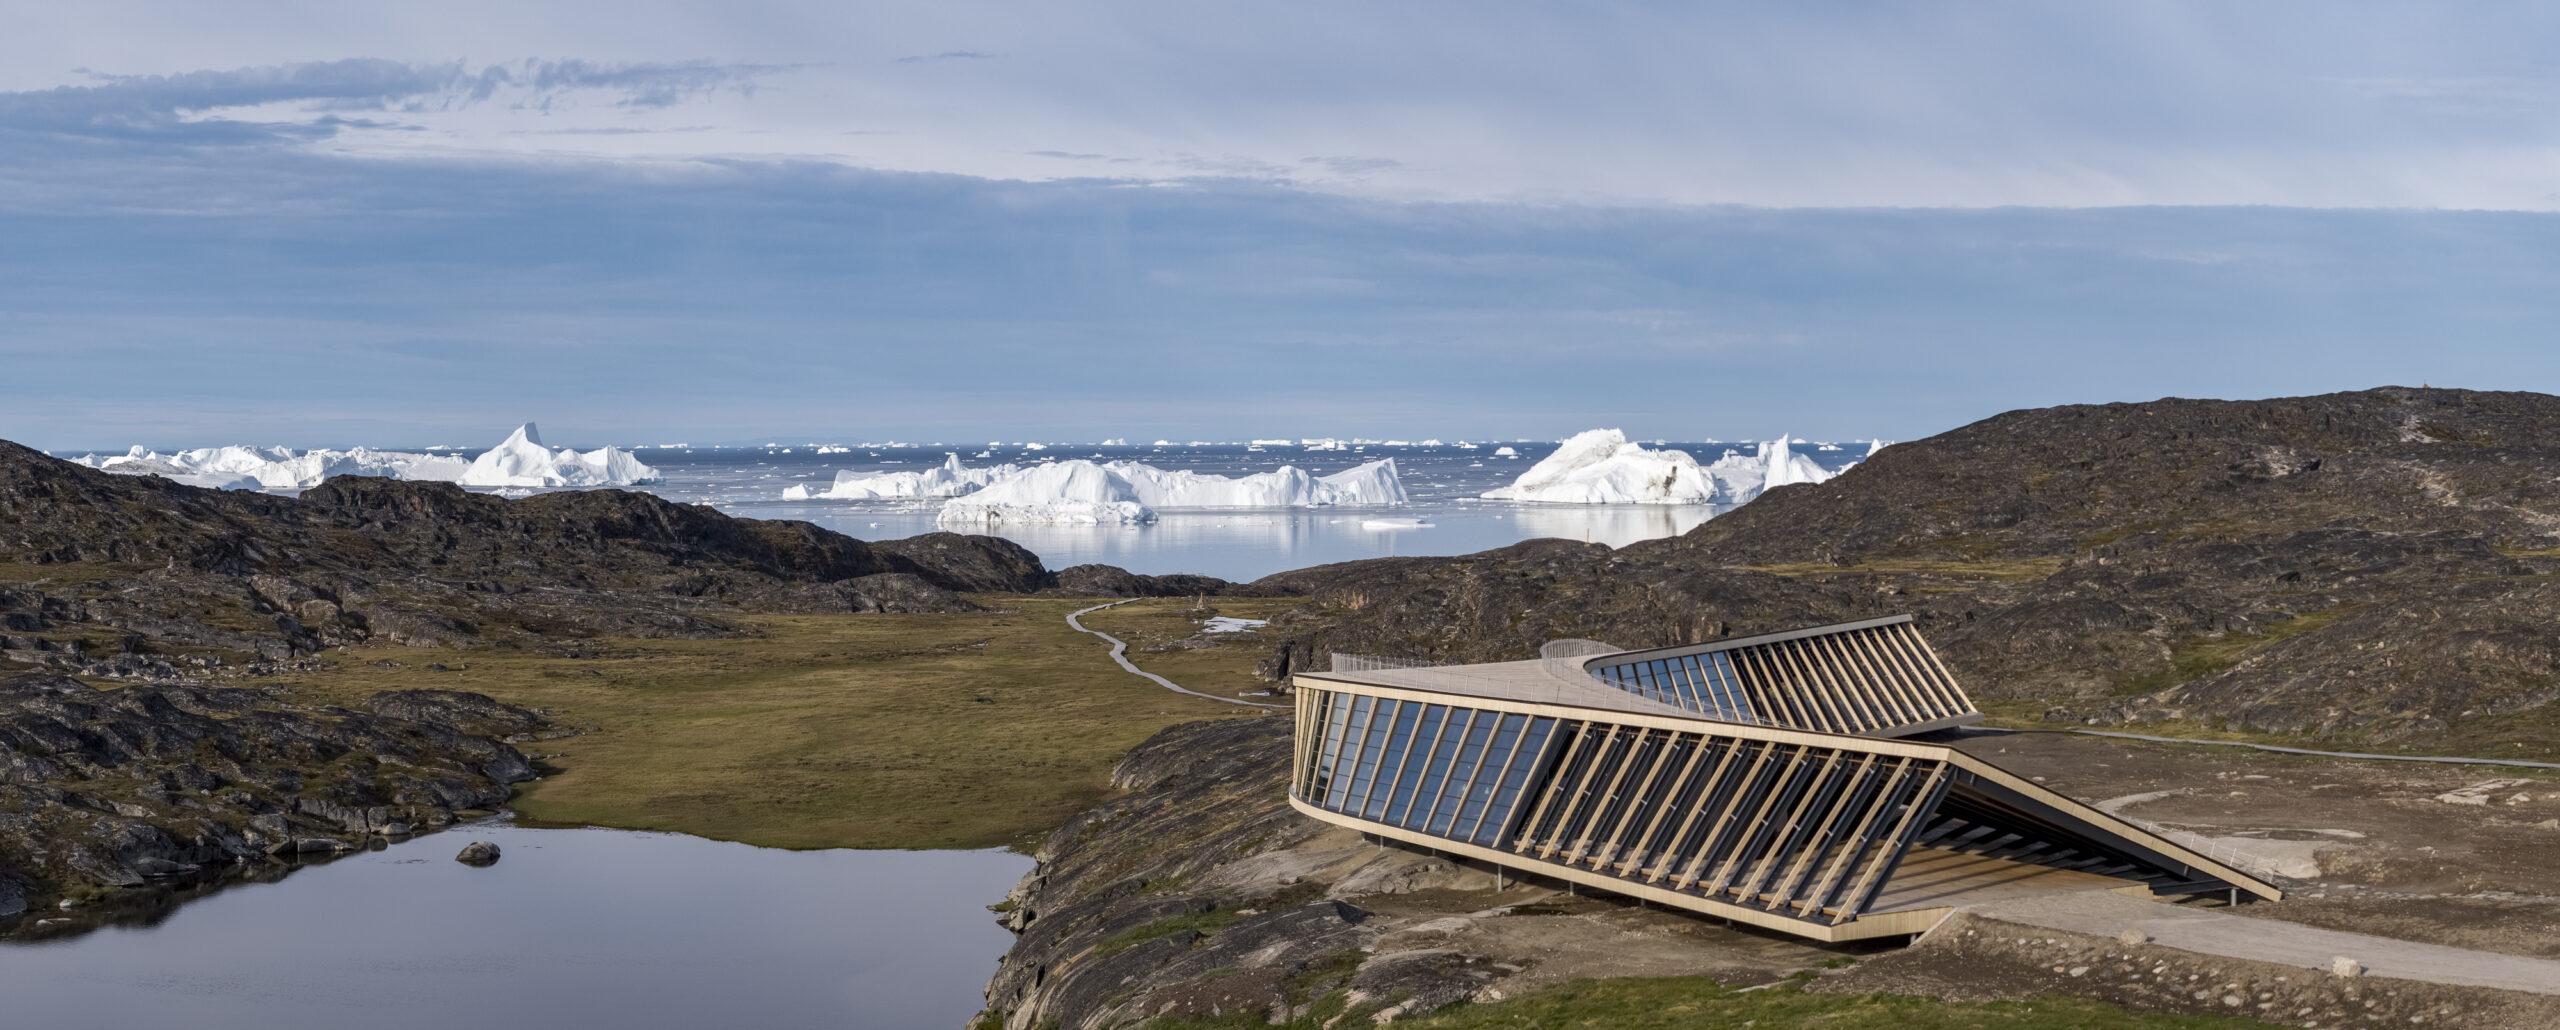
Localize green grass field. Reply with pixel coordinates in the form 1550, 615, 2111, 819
283, 597, 1276, 850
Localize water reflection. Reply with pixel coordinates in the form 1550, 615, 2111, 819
0, 820, 1028, 1030
732, 500, 1724, 580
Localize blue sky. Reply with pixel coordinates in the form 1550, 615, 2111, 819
4, 2, 2558, 449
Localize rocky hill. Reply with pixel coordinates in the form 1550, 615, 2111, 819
1252, 387, 2560, 748
0, 441, 1229, 678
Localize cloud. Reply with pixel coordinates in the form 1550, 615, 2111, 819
3, 133, 2556, 448
0, 58, 793, 145
895, 51, 999, 64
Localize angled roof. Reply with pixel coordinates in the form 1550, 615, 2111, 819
1290, 616, 2279, 942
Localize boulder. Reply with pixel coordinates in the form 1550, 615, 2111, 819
455, 840, 502, 865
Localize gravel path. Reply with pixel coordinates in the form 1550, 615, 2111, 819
1977, 892, 2560, 996
1972, 727, 2560, 771
1067, 600, 1284, 710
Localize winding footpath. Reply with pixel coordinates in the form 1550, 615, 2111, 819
1977, 727, 2560, 771
1066, 600, 1285, 710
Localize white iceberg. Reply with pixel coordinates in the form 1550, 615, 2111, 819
1482, 429, 1835, 506
1492, 446, 1520, 458
936, 461, 1155, 524
77, 444, 471, 491
936, 458, 1408, 525
1756, 434, 1834, 490
783, 452, 1017, 500
457, 423, 662, 488
1481, 429, 1720, 505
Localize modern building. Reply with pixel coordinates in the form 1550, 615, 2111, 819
1289, 615, 2281, 942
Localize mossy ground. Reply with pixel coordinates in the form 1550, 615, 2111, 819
1076, 596, 1299, 702
281, 597, 1277, 851
1145, 978, 2270, 1029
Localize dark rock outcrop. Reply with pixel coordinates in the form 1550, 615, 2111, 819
0, 442, 1073, 667
0, 672, 542, 909
1248, 388, 2560, 744
1051, 563, 1237, 598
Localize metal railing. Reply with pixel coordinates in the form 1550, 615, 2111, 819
1327, 652, 1442, 673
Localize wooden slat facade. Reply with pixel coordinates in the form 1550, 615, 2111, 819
1580, 615, 1980, 738
1288, 616, 2281, 943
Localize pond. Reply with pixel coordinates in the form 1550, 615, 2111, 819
0, 820, 1031, 1030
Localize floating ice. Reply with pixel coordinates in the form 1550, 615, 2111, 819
935, 461, 1154, 524
457, 424, 663, 488
935, 457, 1408, 525
1360, 517, 1431, 530
77, 443, 470, 491
73, 424, 653, 492
782, 452, 1015, 500
1492, 446, 1520, 458
1482, 429, 1834, 506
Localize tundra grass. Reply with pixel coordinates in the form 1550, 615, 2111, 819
1145, 977, 2266, 1029
282, 597, 1271, 851
1074, 597, 1298, 701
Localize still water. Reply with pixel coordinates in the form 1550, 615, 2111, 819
0, 821, 1029, 1030
650, 441, 1855, 580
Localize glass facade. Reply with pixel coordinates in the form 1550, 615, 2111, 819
1297, 690, 1560, 848
1582, 620, 1975, 735
1295, 685, 1958, 924
1589, 651, 1754, 722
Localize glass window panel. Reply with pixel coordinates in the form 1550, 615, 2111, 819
1361, 702, 1424, 820
1429, 714, 1498, 835
1324, 695, 1375, 808
1408, 711, 1473, 828
1383, 705, 1448, 827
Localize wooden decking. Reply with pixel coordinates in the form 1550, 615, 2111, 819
1867, 845, 2154, 914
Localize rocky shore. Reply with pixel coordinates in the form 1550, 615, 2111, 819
978, 717, 1831, 1028
0, 674, 547, 919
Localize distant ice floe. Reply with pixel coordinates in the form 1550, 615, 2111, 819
1492, 446, 1520, 458
457, 424, 663, 488
784, 452, 1015, 500
1480, 428, 1833, 506
73, 422, 658, 492
73, 444, 468, 491
1360, 517, 1431, 530
930, 457, 1409, 525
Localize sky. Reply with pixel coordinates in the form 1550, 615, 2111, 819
4, 2, 2559, 449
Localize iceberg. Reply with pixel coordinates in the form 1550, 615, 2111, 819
935, 458, 1409, 525
456, 423, 663, 488
1481, 429, 1720, 505
783, 453, 1017, 500
77, 443, 470, 491
1492, 446, 1520, 458
1482, 429, 1836, 506
1756, 434, 1833, 490
935, 461, 1154, 525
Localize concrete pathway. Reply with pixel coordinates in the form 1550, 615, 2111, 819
1976, 726, 2560, 771
1067, 600, 1284, 710
1974, 892, 2560, 997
